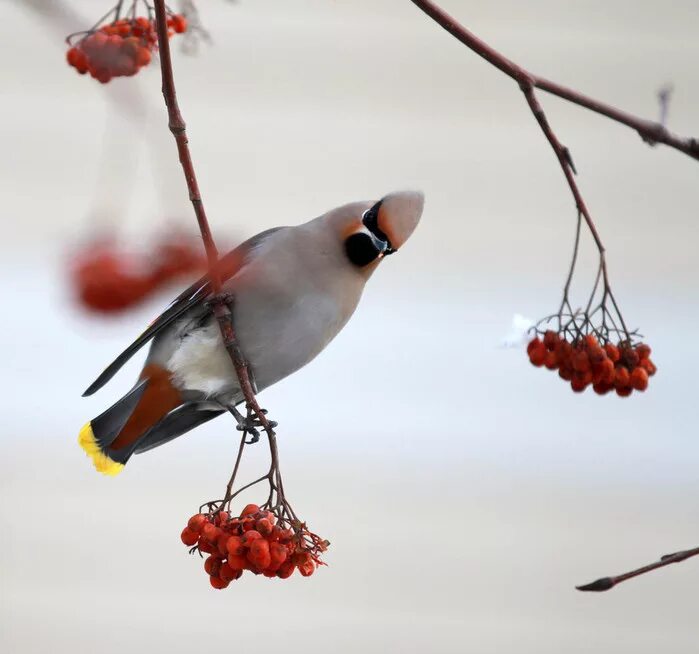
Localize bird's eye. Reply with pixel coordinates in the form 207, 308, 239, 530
362, 200, 390, 245
344, 233, 382, 267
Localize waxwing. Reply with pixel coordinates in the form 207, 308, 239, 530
79, 191, 424, 475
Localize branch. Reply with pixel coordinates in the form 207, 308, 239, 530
152, 0, 275, 438
409, 0, 699, 161
411, 0, 697, 588
412, 0, 632, 338
577, 546, 699, 592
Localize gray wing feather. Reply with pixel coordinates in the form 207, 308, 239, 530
82, 227, 285, 397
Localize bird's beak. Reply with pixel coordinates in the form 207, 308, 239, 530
363, 191, 424, 253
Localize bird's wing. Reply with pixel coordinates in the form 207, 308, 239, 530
82, 228, 284, 396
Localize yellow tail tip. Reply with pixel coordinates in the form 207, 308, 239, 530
78, 422, 124, 476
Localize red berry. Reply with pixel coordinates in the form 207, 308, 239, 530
248, 539, 271, 570
616, 386, 633, 398
113, 54, 136, 77
604, 343, 620, 363
528, 342, 546, 367
241, 530, 262, 546
558, 365, 573, 382
210, 575, 229, 589
219, 562, 240, 583
277, 528, 294, 542
187, 514, 207, 533
95, 69, 113, 84
277, 561, 295, 579
614, 366, 630, 388
554, 339, 573, 364
583, 334, 598, 349
135, 47, 152, 67
622, 347, 639, 368
527, 337, 542, 355
198, 536, 215, 554
588, 346, 606, 366
226, 554, 248, 571
260, 510, 276, 526
256, 518, 274, 536
241, 504, 260, 517
171, 14, 188, 33
298, 561, 315, 577
214, 511, 230, 527
600, 359, 615, 384
204, 555, 223, 576
67, 47, 81, 67
570, 373, 589, 393
572, 350, 590, 373
202, 523, 220, 544
592, 382, 613, 395
181, 527, 199, 546
217, 532, 231, 556
226, 536, 245, 557
543, 330, 558, 351
92, 32, 109, 48
630, 367, 649, 391
122, 36, 141, 56
292, 551, 312, 567
269, 542, 288, 569
544, 350, 558, 370
105, 34, 123, 53
636, 344, 651, 360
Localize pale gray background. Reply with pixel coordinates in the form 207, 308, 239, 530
2, 1, 698, 653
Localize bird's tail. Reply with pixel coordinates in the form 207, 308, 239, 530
78, 364, 221, 476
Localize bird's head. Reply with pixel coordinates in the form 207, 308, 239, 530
325, 191, 424, 275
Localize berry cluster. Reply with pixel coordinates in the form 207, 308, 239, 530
71, 235, 205, 313
181, 504, 328, 589
66, 14, 187, 84
527, 331, 656, 396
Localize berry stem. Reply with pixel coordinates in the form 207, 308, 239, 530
221, 431, 248, 508
409, 0, 699, 344
558, 210, 581, 325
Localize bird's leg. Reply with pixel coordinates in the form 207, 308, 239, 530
226, 405, 277, 444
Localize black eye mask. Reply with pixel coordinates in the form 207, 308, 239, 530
344, 232, 383, 267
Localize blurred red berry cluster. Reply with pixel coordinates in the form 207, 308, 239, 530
181, 504, 329, 589
528, 331, 657, 396
66, 14, 187, 83
71, 235, 206, 313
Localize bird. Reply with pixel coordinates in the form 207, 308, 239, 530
79, 190, 424, 475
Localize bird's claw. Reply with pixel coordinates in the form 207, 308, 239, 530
234, 410, 277, 443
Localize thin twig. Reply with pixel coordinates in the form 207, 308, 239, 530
222, 432, 247, 506
657, 84, 674, 128
412, 0, 696, 588
152, 0, 218, 273
152, 0, 274, 433
409, 0, 699, 161
558, 210, 581, 322
577, 547, 699, 592
411, 0, 639, 342
152, 0, 286, 523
